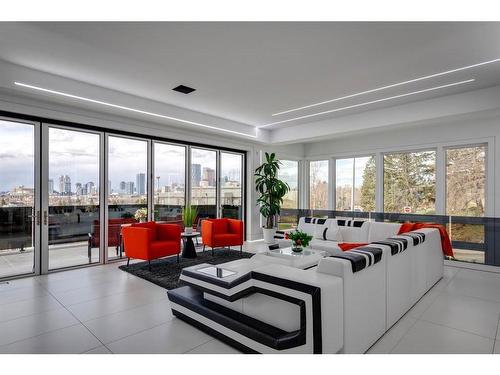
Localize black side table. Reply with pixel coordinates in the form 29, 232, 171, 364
181, 232, 200, 258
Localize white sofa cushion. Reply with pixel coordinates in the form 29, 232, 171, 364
368, 222, 402, 242
309, 239, 342, 255
337, 221, 370, 243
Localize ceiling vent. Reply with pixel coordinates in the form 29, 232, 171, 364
172, 85, 196, 94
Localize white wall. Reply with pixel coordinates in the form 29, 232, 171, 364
302, 110, 499, 216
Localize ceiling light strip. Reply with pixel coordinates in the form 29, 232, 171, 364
272, 57, 500, 116
14, 82, 258, 138
260, 79, 475, 128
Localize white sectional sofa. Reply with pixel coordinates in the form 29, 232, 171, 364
168, 218, 444, 354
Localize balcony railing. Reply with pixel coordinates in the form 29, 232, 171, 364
278, 208, 500, 266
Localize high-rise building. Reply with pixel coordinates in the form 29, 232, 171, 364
119, 181, 126, 191
203, 167, 216, 186
192, 164, 201, 187
86, 182, 95, 195
48, 179, 54, 194
58, 175, 71, 195
124, 181, 135, 195
136, 173, 146, 195
75, 183, 83, 195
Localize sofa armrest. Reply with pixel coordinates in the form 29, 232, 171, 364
157, 223, 182, 241
122, 227, 151, 258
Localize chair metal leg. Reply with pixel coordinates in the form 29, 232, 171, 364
177, 253, 180, 263
148, 260, 151, 271
127, 257, 130, 267
240, 245, 243, 255
211, 247, 214, 256
203, 244, 206, 252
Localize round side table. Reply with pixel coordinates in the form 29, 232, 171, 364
181, 231, 200, 258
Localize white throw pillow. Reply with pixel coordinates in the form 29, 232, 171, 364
314, 224, 342, 242
325, 226, 343, 242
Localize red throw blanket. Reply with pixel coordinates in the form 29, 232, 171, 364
339, 242, 369, 251
398, 222, 454, 257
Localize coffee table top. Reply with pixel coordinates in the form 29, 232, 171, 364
181, 231, 200, 237
265, 247, 327, 269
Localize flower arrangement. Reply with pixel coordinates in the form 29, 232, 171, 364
134, 208, 148, 222
286, 230, 313, 252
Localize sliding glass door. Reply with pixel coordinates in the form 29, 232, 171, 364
220, 152, 243, 219
153, 142, 186, 223
46, 126, 101, 270
0, 118, 39, 279
107, 135, 148, 260
190, 148, 217, 219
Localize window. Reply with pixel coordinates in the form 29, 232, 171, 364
279, 160, 299, 209
153, 143, 186, 222
383, 150, 436, 214
446, 145, 487, 264
309, 160, 329, 209
336, 156, 375, 212
191, 148, 217, 218
220, 152, 243, 219
446, 145, 486, 217
107, 136, 148, 260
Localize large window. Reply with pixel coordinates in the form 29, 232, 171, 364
279, 160, 299, 209
191, 148, 217, 218
48, 127, 100, 270
220, 152, 243, 219
107, 136, 148, 260
383, 150, 436, 214
309, 160, 329, 210
446, 145, 486, 263
0, 120, 36, 278
336, 156, 375, 212
154, 143, 186, 222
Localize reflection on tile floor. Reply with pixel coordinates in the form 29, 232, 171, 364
1, 241, 500, 354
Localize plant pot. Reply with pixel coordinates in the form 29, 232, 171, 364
291, 246, 303, 253
262, 228, 277, 244
184, 227, 193, 234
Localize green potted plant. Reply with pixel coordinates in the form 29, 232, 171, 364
255, 152, 290, 243
134, 207, 148, 223
286, 230, 313, 253
182, 205, 197, 234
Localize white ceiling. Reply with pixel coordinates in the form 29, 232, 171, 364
1, 22, 500, 139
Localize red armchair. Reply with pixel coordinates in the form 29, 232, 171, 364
201, 218, 243, 256
122, 221, 181, 270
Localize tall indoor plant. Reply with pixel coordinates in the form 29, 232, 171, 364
255, 152, 290, 243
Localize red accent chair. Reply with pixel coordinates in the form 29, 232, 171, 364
122, 221, 182, 270
201, 218, 244, 256
88, 218, 136, 262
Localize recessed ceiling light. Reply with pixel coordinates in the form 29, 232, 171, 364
14, 82, 257, 138
272, 57, 500, 116
260, 79, 475, 128
173, 85, 196, 94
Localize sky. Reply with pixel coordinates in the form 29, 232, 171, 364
0, 120, 243, 192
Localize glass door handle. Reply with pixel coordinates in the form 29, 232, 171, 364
43, 211, 48, 225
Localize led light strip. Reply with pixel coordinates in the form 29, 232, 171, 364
260, 79, 475, 128
272, 57, 500, 116
14, 82, 258, 138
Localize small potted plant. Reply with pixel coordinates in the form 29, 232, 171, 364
134, 208, 148, 223
286, 230, 313, 253
182, 205, 197, 234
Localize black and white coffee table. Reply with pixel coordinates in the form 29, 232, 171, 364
181, 231, 200, 258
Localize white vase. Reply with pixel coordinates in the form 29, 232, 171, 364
184, 227, 193, 234
262, 228, 277, 244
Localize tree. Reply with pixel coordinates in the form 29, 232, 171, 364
359, 156, 376, 211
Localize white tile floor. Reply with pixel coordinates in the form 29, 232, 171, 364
1, 243, 500, 354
